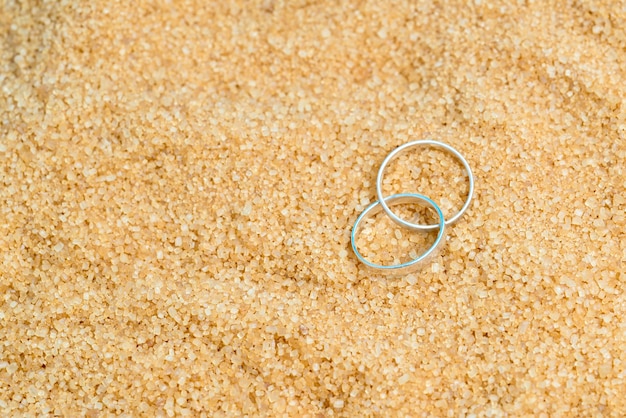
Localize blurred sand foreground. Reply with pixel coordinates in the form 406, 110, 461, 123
1, 0, 625, 416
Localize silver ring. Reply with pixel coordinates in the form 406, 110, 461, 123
376, 139, 474, 231
351, 193, 446, 275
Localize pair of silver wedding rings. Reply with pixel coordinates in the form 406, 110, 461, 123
350, 140, 475, 275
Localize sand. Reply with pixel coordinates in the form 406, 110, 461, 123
1, 0, 625, 416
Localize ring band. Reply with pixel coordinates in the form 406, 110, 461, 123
351, 193, 446, 275
376, 139, 474, 231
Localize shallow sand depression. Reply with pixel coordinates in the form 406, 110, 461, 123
1, 0, 625, 416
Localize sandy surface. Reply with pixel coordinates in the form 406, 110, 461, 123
1, 0, 625, 416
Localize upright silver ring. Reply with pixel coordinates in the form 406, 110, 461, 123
351, 193, 445, 276
376, 139, 474, 232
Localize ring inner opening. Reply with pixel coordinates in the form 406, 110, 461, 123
382, 147, 469, 222
356, 201, 440, 266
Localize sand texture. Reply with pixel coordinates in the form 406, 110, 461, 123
1, 0, 625, 416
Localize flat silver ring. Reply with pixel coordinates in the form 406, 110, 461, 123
376, 139, 474, 231
351, 193, 446, 276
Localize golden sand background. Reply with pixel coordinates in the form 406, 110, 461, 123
1, 0, 625, 416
